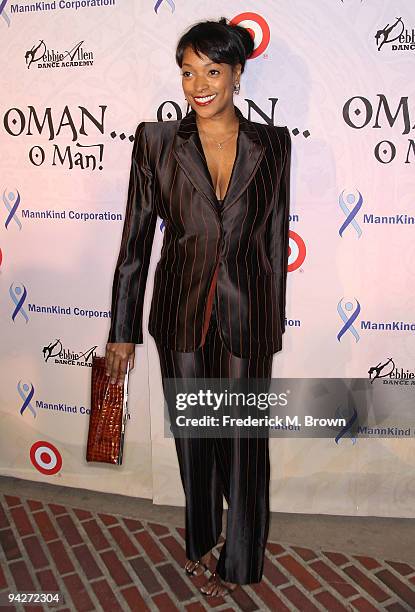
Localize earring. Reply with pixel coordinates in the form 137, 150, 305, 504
233, 82, 240, 95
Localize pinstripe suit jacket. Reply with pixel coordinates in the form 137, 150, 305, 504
107, 105, 291, 358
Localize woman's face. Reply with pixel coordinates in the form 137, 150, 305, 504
181, 45, 241, 118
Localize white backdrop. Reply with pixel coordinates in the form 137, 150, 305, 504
1, 0, 415, 518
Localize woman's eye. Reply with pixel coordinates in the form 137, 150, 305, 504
210, 69, 219, 75
182, 71, 191, 77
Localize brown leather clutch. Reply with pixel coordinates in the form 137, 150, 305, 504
86, 356, 130, 465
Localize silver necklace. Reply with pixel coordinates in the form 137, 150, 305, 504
199, 126, 238, 150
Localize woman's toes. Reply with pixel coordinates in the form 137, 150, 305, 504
200, 574, 217, 595
185, 560, 197, 574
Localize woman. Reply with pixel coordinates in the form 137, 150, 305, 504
105, 18, 291, 597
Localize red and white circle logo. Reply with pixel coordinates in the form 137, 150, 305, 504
30, 441, 62, 475
230, 13, 270, 59
288, 230, 306, 272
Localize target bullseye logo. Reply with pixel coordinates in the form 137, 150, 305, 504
230, 13, 270, 59
288, 230, 306, 272
30, 441, 62, 475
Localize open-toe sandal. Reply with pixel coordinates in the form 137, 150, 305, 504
200, 571, 238, 597
184, 559, 210, 576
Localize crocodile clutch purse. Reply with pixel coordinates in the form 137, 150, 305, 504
86, 356, 130, 465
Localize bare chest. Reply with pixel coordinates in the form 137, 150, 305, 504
199, 137, 238, 202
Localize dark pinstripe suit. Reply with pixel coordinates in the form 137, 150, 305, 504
108, 105, 291, 584
108, 105, 291, 358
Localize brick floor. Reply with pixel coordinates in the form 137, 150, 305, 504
0, 494, 414, 611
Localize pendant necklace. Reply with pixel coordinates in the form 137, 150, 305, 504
199, 127, 238, 150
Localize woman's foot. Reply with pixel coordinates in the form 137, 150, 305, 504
200, 571, 238, 597
184, 550, 212, 576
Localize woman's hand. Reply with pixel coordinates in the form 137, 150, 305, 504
105, 343, 135, 386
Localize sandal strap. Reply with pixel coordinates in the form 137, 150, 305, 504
186, 559, 210, 574
194, 560, 209, 570
212, 573, 238, 595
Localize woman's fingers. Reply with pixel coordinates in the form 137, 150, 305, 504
110, 353, 121, 385
105, 345, 114, 378
105, 343, 135, 386
116, 357, 129, 387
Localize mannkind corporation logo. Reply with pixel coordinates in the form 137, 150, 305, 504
8, 282, 111, 321
368, 357, 415, 384
25, 40, 94, 69
375, 17, 415, 52
338, 188, 415, 234
9, 1, 115, 17
42, 338, 97, 367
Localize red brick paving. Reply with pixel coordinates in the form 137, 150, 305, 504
386, 561, 414, 577
354, 555, 381, 571
72, 508, 93, 521
276, 554, 321, 591
121, 584, 151, 611
36, 568, 60, 592
10, 506, 34, 537
46, 540, 75, 575
0, 493, 414, 611
310, 559, 359, 598
136, 530, 167, 563
82, 518, 110, 551
26, 500, 43, 512
0, 502, 10, 529
47, 503, 67, 516
123, 517, 144, 533
108, 524, 141, 558
21, 535, 49, 570
314, 589, 349, 611
55, 514, 83, 546
351, 595, 380, 611
32, 511, 59, 542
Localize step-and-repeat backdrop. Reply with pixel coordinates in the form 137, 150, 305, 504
1, 0, 414, 517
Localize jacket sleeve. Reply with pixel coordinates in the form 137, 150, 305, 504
107, 122, 157, 344
267, 126, 291, 334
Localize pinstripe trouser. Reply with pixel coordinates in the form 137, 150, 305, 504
155, 302, 273, 585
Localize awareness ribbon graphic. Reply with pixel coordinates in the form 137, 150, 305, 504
335, 405, 358, 444
154, 0, 175, 13
3, 189, 22, 230
339, 190, 362, 238
337, 298, 361, 342
9, 282, 28, 322
18, 381, 36, 418
0, 0, 10, 26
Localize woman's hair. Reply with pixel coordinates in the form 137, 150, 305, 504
175, 17, 255, 73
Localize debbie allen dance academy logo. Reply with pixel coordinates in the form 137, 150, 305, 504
368, 357, 415, 384
25, 39, 94, 69
375, 17, 415, 52
42, 338, 97, 367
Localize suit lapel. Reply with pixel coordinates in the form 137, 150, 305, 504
172, 106, 265, 215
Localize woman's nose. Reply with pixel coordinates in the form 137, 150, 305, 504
194, 77, 208, 92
